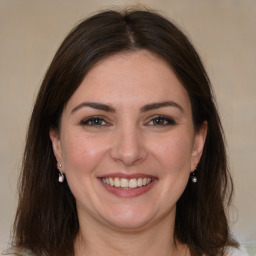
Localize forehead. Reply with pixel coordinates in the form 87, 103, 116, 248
65, 50, 191, 112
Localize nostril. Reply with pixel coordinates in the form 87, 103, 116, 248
110, 134, 148, 166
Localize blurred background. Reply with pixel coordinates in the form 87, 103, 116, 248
1, 0, 255, 253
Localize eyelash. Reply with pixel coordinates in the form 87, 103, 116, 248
79, 115, 176, 127
146, 115, 176, 126
80, 116, 109, 126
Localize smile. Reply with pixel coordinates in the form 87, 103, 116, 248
101, 177, 153, 189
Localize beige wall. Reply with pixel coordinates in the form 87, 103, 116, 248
1, 0, 255, 250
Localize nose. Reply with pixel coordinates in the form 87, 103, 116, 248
110, 125, 148, 167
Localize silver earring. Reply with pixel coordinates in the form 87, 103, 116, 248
57, 163, 65, 183
191, 167, 197, 183
58, 172, 65, 183
191, 172, 197, 183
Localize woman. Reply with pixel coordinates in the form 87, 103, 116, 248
3, 9, 249, 256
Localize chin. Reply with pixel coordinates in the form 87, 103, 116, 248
98, 203, 168, 231
104, 214, 154, 231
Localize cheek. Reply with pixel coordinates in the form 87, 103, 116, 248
150, 132, 194, 204
60, 132, 110, 207
60, 132, 108, 176
150, 130, 194, 175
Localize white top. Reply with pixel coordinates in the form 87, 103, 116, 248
227, 245, 250, 255
1, 245, 250, 256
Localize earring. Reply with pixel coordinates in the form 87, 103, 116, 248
58, 172, 65, 183
57, 163, 65, 183
190, 167, 197, 183
191, 172, 197, 183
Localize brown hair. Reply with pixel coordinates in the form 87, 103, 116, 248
12, 8, 238, 256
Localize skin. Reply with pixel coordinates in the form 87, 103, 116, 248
50, 50, 207, 256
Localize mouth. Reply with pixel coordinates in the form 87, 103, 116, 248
101, 177, 153, 189
99, 174, 157, 198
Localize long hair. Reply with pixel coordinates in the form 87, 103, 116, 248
12, 9, 237, 256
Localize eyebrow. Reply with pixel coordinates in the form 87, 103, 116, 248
71, 101, 184, 114
71, 102, 115, 113
140, 101, 184, 113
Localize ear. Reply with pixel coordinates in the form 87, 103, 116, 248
49, 128, 64, 168
191, 121, 208, 172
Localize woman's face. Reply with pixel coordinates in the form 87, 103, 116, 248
50, 50, 206, 231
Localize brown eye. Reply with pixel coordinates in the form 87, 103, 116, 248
80, 117, 108, 126
148, 116, 176, 126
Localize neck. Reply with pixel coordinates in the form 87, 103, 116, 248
74, 210, 189, 256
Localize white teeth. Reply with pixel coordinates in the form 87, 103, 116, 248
129, 179, 137, 188
120, 178, 129, 188
109, 177, 114, 186
137, 178, 143, 187
102, 177, 152, 189
114, 177, 120, 187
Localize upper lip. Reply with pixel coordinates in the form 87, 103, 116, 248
99, 173, 157, 179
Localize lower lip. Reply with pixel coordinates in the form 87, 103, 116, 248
99, 179, 157, 198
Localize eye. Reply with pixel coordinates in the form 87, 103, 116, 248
80, 117, 109, 126
147, 115, 176, 126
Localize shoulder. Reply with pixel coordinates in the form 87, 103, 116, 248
1, 247, 36, 256
226, 245, 249, 256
